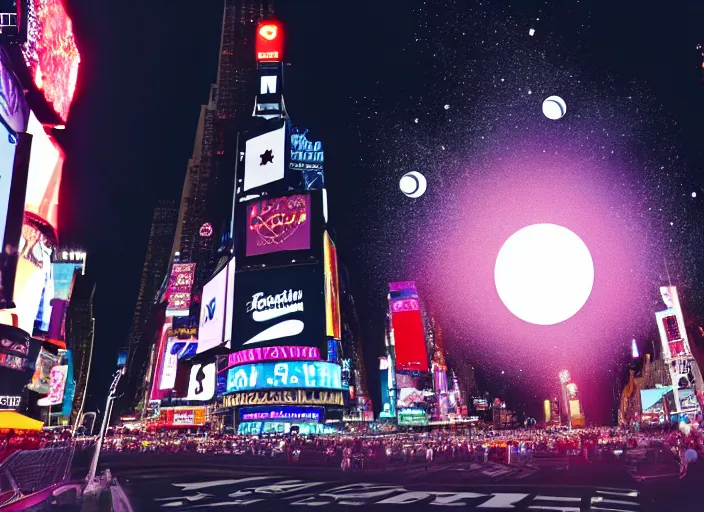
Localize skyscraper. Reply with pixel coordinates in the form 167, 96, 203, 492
124, 200, 178, 410
65, 272, 95, 427
174, 0, 275, 296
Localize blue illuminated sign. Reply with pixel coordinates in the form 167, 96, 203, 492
226, 361, 342, 393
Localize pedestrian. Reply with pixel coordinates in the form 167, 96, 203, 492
425, 444, 433, 471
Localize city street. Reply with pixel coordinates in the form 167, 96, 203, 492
74, 452, 704, 511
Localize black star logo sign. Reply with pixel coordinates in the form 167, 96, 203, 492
260, 149, 274, 165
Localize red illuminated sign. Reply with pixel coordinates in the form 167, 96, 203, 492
324, 233, 342, 340
392, 309, 429, 372
256, 20, 284, 62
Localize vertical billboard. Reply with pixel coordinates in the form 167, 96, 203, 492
243, 126, 286, 192
165, 263, 195, 317
323, 232, 341, 340
0, 122, 18, 250
390, 296, 428, 372
186, 363, 216, 401
37, 363, 67, 406
232, 265, 326, 351
197, 260, 234, 353
246, 194, 311, 256
255, 20, 284, 62
289, 127, 324, 190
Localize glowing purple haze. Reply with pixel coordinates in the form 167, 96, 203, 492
420, 147, 652, 378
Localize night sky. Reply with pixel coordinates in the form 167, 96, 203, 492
59, 0, 704, 423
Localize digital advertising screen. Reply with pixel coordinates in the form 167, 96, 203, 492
226, 360, 343, 394
27, 346, 57, 394
22, 0, 81, 122
323, 232, 341, 340
232, 264, 326, 351
222, 389, 344, 408
226, 345, 320, 368
239, 406, 323, 423
289, 127, 324, 190
166, 263, 195, 317
398, 408, 429, 426
185, 362, 215, 401
25, 112, 61, 228
36, 363, 66, 406
197, 261, 232, 353
150, 322, 171, 401
246, 194, 311, 257
159, 407, 206, 427
0, 122, 18, 249
255, 20, 284, 62
397, 387, 425, 409
391, 306, 429, 372
51, 260, 81, 301
389, 281, 419, 301
0, 48, 29, 133
14, 215, 56, 335
243, 125, 286, 192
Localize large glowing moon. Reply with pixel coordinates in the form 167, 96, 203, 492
494, 224, 594, 325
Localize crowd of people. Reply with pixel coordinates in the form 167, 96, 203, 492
84, 423, 703, 477
3, 422, 702, 479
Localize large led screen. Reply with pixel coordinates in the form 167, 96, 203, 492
246, 194, 311, 256
243, 126, 286, 192
323, 232, 341, 340
239, 406, 323, 422
391, 305, 429, 372
255, 20, 284, 62
22, 0, 81, 122
25, 112, 61, 228
233, 264, 326, 351
226, 360, 342, 393
0, 48, 29, 133
166, 263, 195, 317
197, 261, 232, 353
222, 389, 344, 408
289, 127, 324, 190
185, 362, 215, 401
0, 123, 17, 244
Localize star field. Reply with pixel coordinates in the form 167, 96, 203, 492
348, 0, 704, 420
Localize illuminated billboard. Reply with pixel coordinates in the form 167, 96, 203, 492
323, 232, 341, 340
227, 346, 320, 368
391, 306, 428, 372
22, 0, 81, 122
27, 346, 57, 394
197, 260, 234, 353
149, 322, 171, 401
158, 407, 206, 427
166, 263, 195, 317
0, 48, 29, 132
226, 361, 342, 393
398, 408, 428, 426
233, 264, 326, 351
255, 20, 284, 62
239, 406, 323, 422
0, 120, 18, 255
185, 362, 215, 401
36, 363, 66, 406
246, 194, 311, 256
25, 112, 61, 227
243, 126, 286, 192
290, 127, 324, 190
222, 389, 344, 408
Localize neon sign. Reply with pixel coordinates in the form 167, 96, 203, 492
222, 389, 344, 407
239, 406, 322, 422
246, 194, 310, 256
227, 346, 320, 368
255, 20, 284, 62
226, 361, 342, 393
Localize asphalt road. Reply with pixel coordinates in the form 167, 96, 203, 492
68, 452, 704, 511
